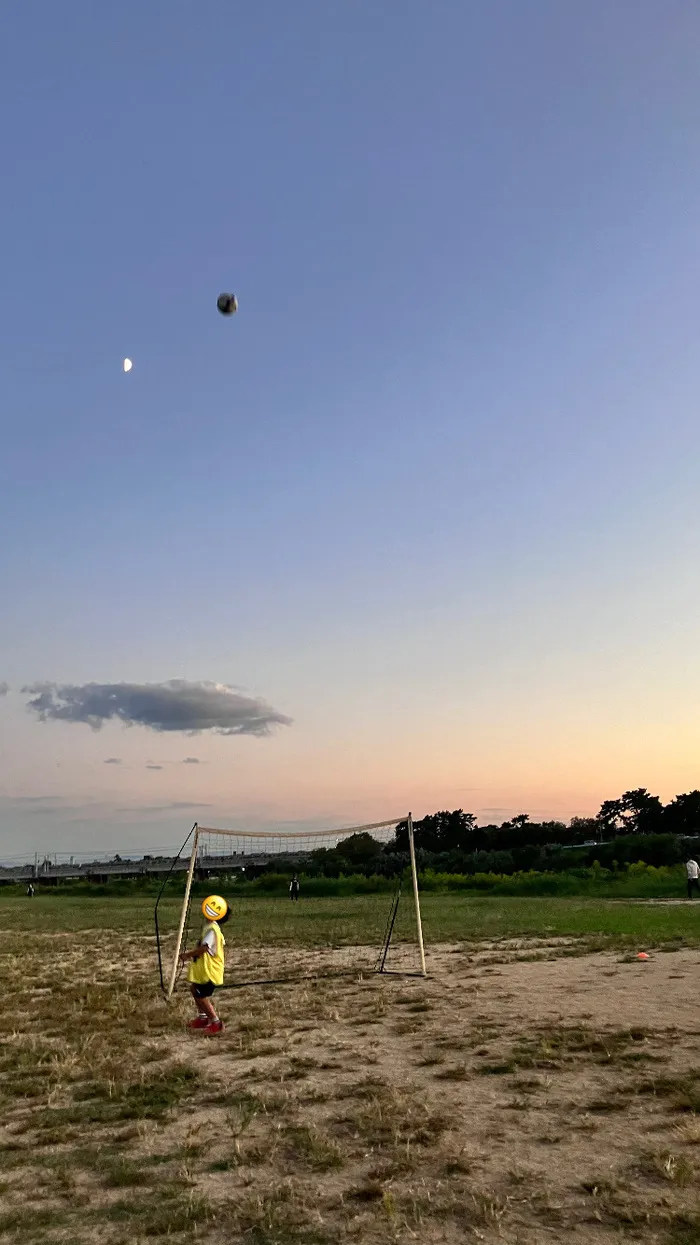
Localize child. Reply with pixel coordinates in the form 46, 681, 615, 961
181, 894, 229, 1035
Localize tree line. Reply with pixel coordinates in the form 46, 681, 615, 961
404, 788, 700, 849
290, 788, 700, 879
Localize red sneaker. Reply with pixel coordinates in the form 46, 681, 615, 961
202, 1020, 224, 1036
188, 1016, 209, 1030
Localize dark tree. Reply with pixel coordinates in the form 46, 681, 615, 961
394, 810, 477, 854
335, 832, 382, 868
569, 817, 600, 842
619, 789, 664, 835
596, 799, 625, 839
665, 791, 700, 837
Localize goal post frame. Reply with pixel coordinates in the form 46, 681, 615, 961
163, 813, 427, 996
167, 825, 200, 999
407, 812, 427, 977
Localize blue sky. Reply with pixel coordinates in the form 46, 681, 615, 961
2, 1, 700, 857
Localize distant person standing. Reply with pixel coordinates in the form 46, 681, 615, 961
289, 875, 300, 902
686, 859, 700, 899
26, 883, 34, 898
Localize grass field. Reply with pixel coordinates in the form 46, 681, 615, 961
2, 890, 700, 944
2, 892, 700, 1243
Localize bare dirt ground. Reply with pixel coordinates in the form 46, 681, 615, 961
2, 935, 700, 1243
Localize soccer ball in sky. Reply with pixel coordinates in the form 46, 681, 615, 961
217, 293, 238, 316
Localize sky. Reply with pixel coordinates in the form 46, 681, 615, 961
1, 1, 700, 858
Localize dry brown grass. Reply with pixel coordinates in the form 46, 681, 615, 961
2, 925, 700, 1242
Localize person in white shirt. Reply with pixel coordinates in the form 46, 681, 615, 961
686, 859, 699, 899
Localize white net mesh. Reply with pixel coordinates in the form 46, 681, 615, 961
194, 819, 403, 872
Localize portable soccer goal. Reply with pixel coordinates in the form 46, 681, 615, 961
154, 814, 426, 997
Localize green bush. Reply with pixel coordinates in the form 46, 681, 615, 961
3, 859, 689, 901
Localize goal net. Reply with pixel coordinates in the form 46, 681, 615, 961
154, 815, 426, 997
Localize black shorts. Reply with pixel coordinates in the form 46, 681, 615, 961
192, 981, 217, 999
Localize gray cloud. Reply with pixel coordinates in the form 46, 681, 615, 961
0, 683, 9, 696
104, 757, 122, 765
0, 795, 211, 820
0, 796, 99, 818
3, 795, 61, 805
146, 764, 163, 771
182, 756, 200, 765
22, 679, 292, 737
116, 801, 214, 814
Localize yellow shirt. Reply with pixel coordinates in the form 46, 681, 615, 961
187, 921, 225, 986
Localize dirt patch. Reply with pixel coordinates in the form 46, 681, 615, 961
1, 934, 700, 1243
